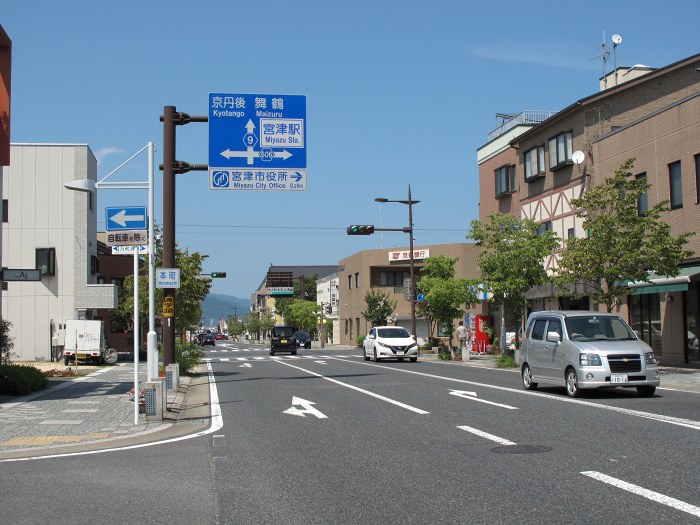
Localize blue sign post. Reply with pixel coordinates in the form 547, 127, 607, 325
105, 206, 148, 231
208, 93, 307, 191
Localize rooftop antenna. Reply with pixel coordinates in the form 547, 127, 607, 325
593, 31, 611, 89
611, 34, 622, 86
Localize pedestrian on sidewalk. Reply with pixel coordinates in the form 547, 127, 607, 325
456, 320, 470, 361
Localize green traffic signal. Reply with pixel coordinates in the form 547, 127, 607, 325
210, 272, 227, 278
346, 225, 375, 235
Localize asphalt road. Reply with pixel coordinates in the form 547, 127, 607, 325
1, 340, 698, 524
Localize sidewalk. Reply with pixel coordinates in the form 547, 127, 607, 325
0, 362, 210, 460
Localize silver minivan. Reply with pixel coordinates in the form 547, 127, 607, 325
520, 311, 660, 397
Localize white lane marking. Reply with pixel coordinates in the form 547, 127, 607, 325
457, 425, 517, 445
449, 389, 518, 410
331, 358, 700, 430
315, 361, 327, 365
581, 471, 700, 517
276, 360, 429, 415
239, 363, 252, 368
283, 397, 328, 419
220, 358, 230, 362
0, 362, 224, 463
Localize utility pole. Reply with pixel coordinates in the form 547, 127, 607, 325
160, 106, 207, 365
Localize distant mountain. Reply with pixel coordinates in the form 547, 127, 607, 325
200, 293, 250, 326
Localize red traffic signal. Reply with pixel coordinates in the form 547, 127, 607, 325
346, 225, 375, 235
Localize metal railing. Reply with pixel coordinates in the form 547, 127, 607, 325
488, 110, 558, 142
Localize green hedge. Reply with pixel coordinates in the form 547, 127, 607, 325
0, 364, 48, 395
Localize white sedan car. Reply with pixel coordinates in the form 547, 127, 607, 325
363, 326, 419, 362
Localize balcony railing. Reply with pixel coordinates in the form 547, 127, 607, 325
488, 110, 558, 142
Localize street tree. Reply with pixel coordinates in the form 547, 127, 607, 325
469, 212, 560, 345
286, 299, 320, 335
112, 225, 211, 343
362, 290, 397, 327
226, 317, 246, 339
416, 255, 479, 345
274, 274, 319, 320
556, 158, 694, 312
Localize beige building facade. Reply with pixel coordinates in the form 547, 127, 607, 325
338, 243, 483, 347
478, 53, 700, 367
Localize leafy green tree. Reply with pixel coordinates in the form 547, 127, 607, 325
416, 256, 479, 344
274, 274, 319, 320
286, 300, 320, 335
556, 158, 694, 312
227, 317, 246, 338
244, 311, 260, 339
469, 213, 560, 343
361, 290, 397, 327
112, 224, 211, 342
259, 310, 276, 339
0, 319, 15, 365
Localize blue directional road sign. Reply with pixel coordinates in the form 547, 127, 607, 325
105, 206, 148, 232
208, 93, 306, 171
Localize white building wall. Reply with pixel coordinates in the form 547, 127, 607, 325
2, 144, 115, 361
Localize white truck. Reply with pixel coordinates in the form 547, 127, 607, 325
63, 320, 116, 365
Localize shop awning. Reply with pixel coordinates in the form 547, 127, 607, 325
628, 265, 700, 295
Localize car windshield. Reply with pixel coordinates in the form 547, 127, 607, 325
565, 316, 636, 341
296, 332, 308, 339
377, 327, 411, 339
272, 327, 295, 337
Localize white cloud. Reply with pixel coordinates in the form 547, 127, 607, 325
468, 46, 599, 71
94, 146, 123, 165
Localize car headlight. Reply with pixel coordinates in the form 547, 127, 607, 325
377, 341, 391, 348
407, 343, 417, 350
644, 352, 657, 365
579, 353, 602, 366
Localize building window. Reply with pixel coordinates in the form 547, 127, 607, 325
669, 161, 683, 209
636, 173, 648, 215
548, 131, 573, 170
537, 221, 552, 236
495, 164, 516, 197
2, 199, 7, 222
695, 154, 700, 204
355, 272, 359, 288
88, 192, 93, 211
1, 267, 6, 290
91, 255, 99, 275
380, 270, 410, 287
524, 146, 545, 181
348, 275, 352, 290
567, 227, 575, 239
36, 247, 56, 276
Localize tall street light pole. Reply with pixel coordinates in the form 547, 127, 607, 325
374, 184, 420, 338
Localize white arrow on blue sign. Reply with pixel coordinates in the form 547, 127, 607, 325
105, 206, 148, 231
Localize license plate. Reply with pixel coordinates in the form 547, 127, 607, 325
280, 339, 287, 343
610, 373, 629, 384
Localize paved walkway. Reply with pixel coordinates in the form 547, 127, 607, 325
0, 348, 697, 459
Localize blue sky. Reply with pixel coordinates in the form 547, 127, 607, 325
3, 1, 699, 299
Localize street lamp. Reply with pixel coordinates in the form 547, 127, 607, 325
65, 142, 157, 424
374, 185, 420, 338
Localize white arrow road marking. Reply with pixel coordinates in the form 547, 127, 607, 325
239, 363, 252, 368
283, 396, 328, 419
457, 425, 517, 445
449, 389, 518, 410
110, 209, 145, 227
315, 361, 327, 365
276, 360, 429, 415
581, 471, 700, 518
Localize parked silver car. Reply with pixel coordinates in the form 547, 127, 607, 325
520, 311, 660, 397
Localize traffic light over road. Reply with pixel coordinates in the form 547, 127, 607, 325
346, 225, 375, 235
210, 272, 227, 278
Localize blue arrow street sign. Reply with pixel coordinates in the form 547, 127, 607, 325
208, 93, 306, 171
105, 206, 148, 231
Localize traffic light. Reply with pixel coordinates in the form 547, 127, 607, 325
210, 272, 227, 278
326, 304, 332, 314
346, 225, 375, 235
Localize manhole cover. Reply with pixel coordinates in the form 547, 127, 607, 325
491, 444, 552, 455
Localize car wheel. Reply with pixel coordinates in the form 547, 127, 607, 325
565, 368, 581, 398
363, 348, 370, 361
397, 357, 404, 362
373, 347, 379, 362
270, 350, 275, 356
409, 357, 418, 362
521, 363, 538, 390
637, 385, 656, 397
292, 350, 297, 355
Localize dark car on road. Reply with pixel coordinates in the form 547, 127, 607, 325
295, 331, 311, 349
270, 326, 297, 355
199, 334, 216, 346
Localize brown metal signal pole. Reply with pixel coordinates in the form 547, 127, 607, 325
160, 106, 208, 366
